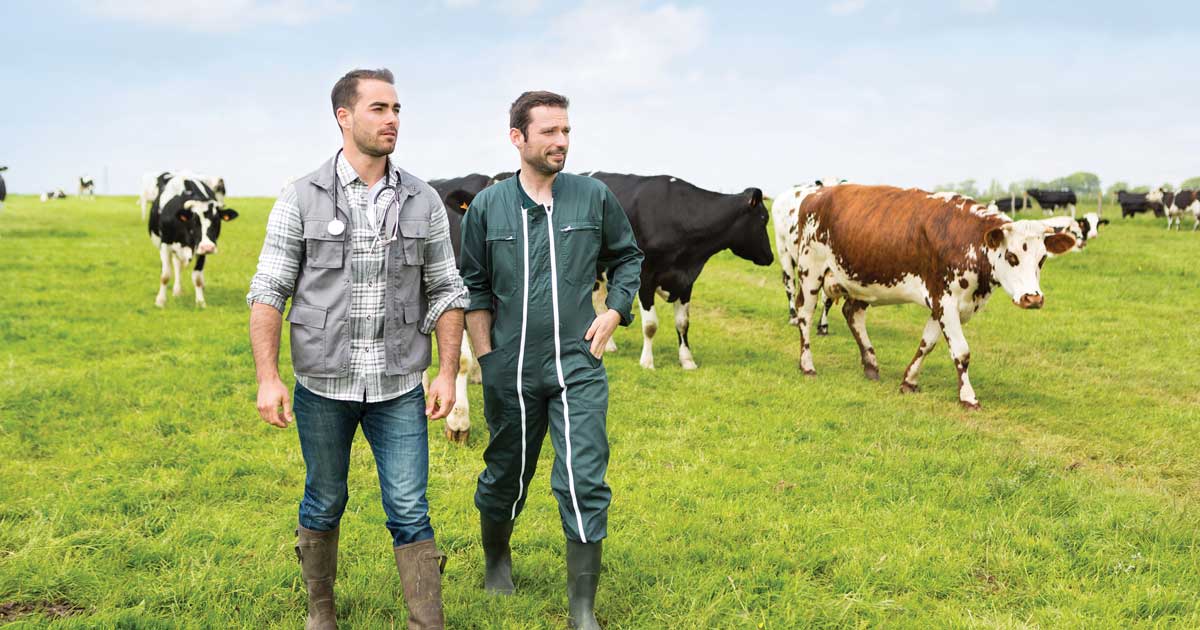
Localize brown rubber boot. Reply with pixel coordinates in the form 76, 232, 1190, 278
295, 525, 339, 630
394, 538, 447, 630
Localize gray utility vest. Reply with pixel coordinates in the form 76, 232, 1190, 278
287, 157, 433, 378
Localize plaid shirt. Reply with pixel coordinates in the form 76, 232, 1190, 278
247, 154, 468, 402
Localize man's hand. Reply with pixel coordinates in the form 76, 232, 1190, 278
426, 373, 456, 420
257, 378, 293, 428
585, 309, 622, 359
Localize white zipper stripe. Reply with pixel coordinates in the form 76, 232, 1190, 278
544, 205, 587, 542
511, 207, 531, 520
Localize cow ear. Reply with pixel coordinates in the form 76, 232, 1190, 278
220, 208, 239, 222
745, 188, 763, 208
984, 226, 1007, 249
1045, 231, 1076, 254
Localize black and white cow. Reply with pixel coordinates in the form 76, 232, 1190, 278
0, 166, 7, 211
589, 172, 774, 370
148, 173, 238, 308
79, 176, 95, 199
40, 189, 67, 202
1026, 189, 1077, 215
1153, 189, 1200, 230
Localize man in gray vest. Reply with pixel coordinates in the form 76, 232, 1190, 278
248, 68, 468, 630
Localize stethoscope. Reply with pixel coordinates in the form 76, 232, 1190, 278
329, 149, 402, 249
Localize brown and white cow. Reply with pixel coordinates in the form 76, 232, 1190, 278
783, 184, 1076, 409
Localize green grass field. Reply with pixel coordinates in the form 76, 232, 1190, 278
1, 193, 1198, 628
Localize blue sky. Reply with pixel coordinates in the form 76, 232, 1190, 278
3, 0, 1197, 197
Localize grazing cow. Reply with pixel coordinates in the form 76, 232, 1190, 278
427, 172, 512, 443
1115, 190, 1164, 218
79, 176, 96, 199
0, 166, 7, 210
148, 173, 238, 308
986, 196, 1030, 214
1156, 189, 1199, 230
786, 184, 1075, 409
1025, 189, 1077, 215
589, 172, 774, 370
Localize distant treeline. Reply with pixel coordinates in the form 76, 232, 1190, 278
934, 172, 1200, 200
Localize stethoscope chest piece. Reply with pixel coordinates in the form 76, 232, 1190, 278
328, 219, 345, 236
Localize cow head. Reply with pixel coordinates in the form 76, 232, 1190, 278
984, 220, 1076, 309
185, 199, 238, 256
728, 187, 774, 266
443, 189, 475, 217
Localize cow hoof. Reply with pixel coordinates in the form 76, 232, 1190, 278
605, 339, 618, 353
639, 359, 655, 370
196, 300, 207, 309
155, 299, 166, 309
899, 382, 920, 394
469, 373, 482, 385
801, 368, 817, 377
445, 427, 469, 444
680, 360, 698, 370
863, 366, 880, 381
960, 400, 981, 411
817, 326, 829, 336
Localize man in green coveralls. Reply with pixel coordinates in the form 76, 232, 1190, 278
458, 91, 643, 629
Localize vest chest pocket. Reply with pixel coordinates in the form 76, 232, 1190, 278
397, 220, 428, 265
486, 230, 517, 298
560, 222, 601, 287
303, 222, 345, 269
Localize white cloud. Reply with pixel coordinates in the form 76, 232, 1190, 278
86, 0, 350, 31
509, 1, 709, 93
829, 0, 866, 16
959, 0, 998, 13
444, 0, 541, 13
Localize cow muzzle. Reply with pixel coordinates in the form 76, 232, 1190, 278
1017, 293, 1044, 309
197, 243, 217, 255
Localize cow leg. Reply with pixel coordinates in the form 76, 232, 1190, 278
794, 268, 822, 376
673, 300, 698, 370
155, 245, 171, 308
842, 299, 879, 381
817, 295, 833, 336
936, 298, 979, 410
639, 304, 658, 370
463, 336, 481, 384
592, 274, 618, 352
445, 346, 470, 444
171, 254, 184, 296
192, 255, 207, 308
780, 268, 797, 325
900, 317, 942, 393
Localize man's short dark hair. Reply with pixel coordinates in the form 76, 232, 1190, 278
331, 68, 395, 114
509, 91, 570, 138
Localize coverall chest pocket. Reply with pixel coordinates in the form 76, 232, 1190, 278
304, 223, 345, 269
398, 220, 427, 265
486, 230, 517, 298
560, 222, 601, 287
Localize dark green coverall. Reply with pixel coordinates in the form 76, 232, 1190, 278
459, 173, 643, 543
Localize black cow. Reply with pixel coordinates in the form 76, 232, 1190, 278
987, 196, 1030, 213
148, 173, 237, 308
1026, 189, 1077, 215
1116, 190, 1165, 218
0, 166, 7, 210
588, 172, 774, 370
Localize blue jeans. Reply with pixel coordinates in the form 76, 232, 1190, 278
293, 383, 434, 546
